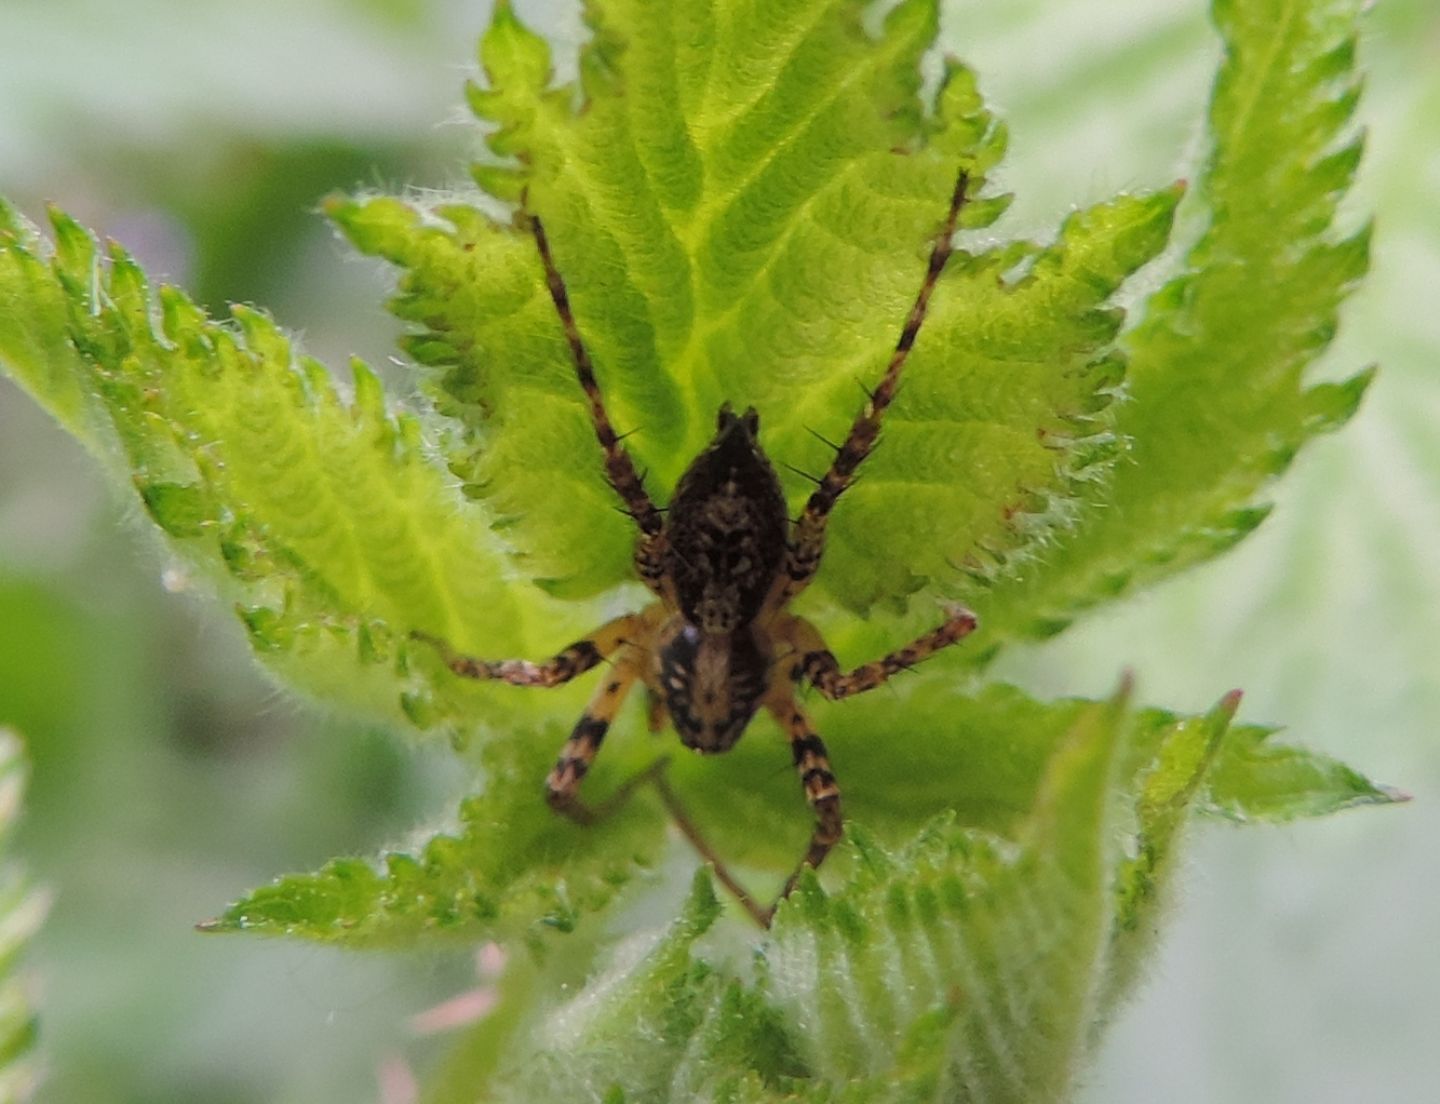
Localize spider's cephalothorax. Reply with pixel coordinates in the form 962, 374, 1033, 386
418, 170, 980, 926
667, 405, 787, 635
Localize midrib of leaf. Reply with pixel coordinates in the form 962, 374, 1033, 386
964, 0, 1371, 655
690, 46, 931, 339
143, 301, 494, 644
690, 0, 849, 133
1220, 0, 1301, 147
697, 3, 909, 212
540, 0, 939, 464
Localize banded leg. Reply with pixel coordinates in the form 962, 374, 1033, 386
546, 664, 641, 822
646, 694, 847, 928
528, 214, 668, 593
413, 610, 653, 688
779, 606, 978, 700
776, 170, 972, 603
770, 694, 844, 904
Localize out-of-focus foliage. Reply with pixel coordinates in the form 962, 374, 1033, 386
0, 731, 43, 1103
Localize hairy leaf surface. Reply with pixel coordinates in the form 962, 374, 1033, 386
0, 0, 1401, 1101
973, 0, 1374, 650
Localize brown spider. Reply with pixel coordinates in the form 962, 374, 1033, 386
418, 169, 978, 926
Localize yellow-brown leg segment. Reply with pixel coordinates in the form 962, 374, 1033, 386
412, 610, 653, 688
527, 214, 668, 594
770, 695, 844, 907
776, 170, 972, 605
545, 665, 641, 823
778, 606, 978, 700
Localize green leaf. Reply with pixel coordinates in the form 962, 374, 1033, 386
760, 687, 1133, 1103
1203, 723, 1407, 822
0, 202, 98, 445
482, 872, 811, 1103
340, 0, 1181, 611
0, 0, 1402, 1098
200, 732, 666, 950
0, 203, 600, 737
648, 679, 1401, 884
977, 0, 1373, 647
443, 680, 1400, 1103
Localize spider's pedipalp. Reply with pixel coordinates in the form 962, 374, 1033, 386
772, 169, 973, 608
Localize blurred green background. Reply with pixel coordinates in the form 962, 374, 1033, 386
0, 0, 1435, 1101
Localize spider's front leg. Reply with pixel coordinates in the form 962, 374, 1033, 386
773, 169, 971, 607
777, 606, 978, 700
527, 213, 670, 596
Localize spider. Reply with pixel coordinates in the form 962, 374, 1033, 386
417, 168, 979, 926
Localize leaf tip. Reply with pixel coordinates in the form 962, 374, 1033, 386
1376, 784, 1412, 805
1113, 668, 1136, 705
1217, 688, 1244, 720
320, 191, 351, 220
682, 866, 723, 934
479, 0, 553, 94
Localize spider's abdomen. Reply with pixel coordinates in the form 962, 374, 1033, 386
665, 406, 788, 634
656, 622, 769, 753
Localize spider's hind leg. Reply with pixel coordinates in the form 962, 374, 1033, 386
769, 694, 844, 907
527, 213, 669, 595
646, 690, 848, 928
775, 169, 972, 605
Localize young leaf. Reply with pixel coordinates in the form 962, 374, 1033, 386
648, 681, 1400, 881
1202, 723, 1407, 822
200, 730, 666, 950
482, 873, 810, 1103
339, 0, 1180, 613
446, 676, 1398, 1104
0, 203, 596, 737
977, 0, 1373, 647
0, 203, 98, 446
760, 688, 1134, 1103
